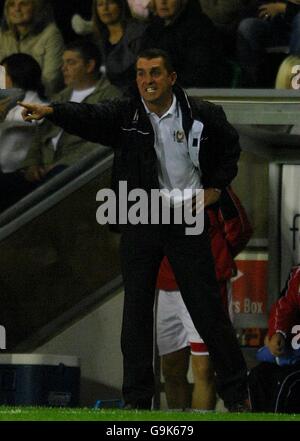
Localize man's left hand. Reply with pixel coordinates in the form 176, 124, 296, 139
204, 188, 221, 207
266, 333, 286, 356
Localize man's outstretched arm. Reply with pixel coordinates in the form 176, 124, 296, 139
19, 99, 124, 146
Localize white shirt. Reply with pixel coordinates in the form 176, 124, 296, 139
0, 90, 46, 173
51, 85, 96, 151
70, 86, 96, 104
143, 95, 202, 204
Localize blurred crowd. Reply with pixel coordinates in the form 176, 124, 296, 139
1, 1, 300, 97
0, 0, 300, 208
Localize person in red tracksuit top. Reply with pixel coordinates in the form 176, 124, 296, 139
265, 265, 300, 358
156, 186, 253, 410
248, 264, 300, 412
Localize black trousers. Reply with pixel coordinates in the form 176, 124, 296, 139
120, 217, 248, 409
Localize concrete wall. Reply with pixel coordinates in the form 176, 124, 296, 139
34, 290, 124, 407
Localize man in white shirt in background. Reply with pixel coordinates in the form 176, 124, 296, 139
0, 38, 120, 213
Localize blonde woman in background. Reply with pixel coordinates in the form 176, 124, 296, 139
0, 0, 64, 97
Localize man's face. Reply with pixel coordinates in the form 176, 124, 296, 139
154, 0, 179, 20
7, 0, 34, 26
136, 56, 176, 108
62, 50, 93, 89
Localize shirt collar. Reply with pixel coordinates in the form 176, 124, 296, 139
142, 94, 178, 119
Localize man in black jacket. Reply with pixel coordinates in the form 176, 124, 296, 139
19, 48, 249, 412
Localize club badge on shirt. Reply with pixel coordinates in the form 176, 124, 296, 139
173, 130, 185, 143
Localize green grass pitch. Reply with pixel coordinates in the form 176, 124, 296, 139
0, 407, 300, 421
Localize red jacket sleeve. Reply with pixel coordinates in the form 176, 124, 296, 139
268, 265, 300, 337
210, 186, 253, 281
218, 186, 253, 258
156, 187, 253, 289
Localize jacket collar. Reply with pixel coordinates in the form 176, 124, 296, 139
173, 84, 194, 138
131, 83, 194, 132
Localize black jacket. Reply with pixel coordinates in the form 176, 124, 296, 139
142, 0, 232, 87
48, 84, 240, 192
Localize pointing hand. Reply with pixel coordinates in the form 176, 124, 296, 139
18, 101, 54, 122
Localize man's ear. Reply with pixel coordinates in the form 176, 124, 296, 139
86, 59, 96, 74
170, 71, 177, 85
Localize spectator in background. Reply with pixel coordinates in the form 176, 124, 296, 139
199, 1, 256, 57
143, 0, 232, 88
0, 53, 47, 173
237, 1, 300, 87
127, 0, 153, 19
51, 0, 93, 43
92, 0, 147, 92
199, 0, 255, 26
156, 187, 253, 410
0, 0, 65, 97
0, 39, 121, 213
71, 2, 153, 38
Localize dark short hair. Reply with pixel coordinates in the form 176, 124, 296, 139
1, 53, 45, 98
136, 48, 175, 74
65, 39, 103, 73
